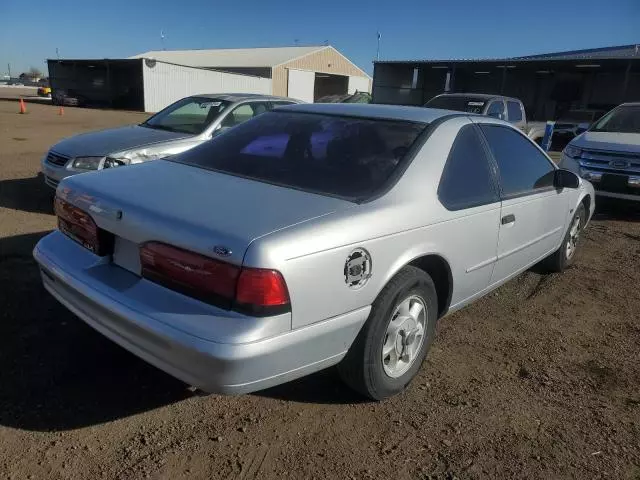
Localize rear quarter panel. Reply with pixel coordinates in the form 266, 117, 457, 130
244, 116, 502, 329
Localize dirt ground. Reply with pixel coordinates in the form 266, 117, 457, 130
0, 101, 639, 480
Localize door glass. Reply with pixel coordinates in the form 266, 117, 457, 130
486, 101, 504, 119
221, 103, 267, 128
506, 101, 523, 122
480, 125, 555, 197
438, 125, 499, 210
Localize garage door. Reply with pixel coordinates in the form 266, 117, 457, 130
348, 76, 371, 94
287, 69, 315, 103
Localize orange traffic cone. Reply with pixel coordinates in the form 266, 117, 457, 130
58, 106, 64, 116
19, 98, 26, 114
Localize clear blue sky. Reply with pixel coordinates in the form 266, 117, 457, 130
1, 0, 639, 76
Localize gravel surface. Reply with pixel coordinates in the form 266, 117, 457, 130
1, 102, 639, 480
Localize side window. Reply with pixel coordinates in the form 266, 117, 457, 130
221, 103, 268, 128
438, 125, 499, 210
479, 125, 555, 197
506, 101, 523, 122
486, 101, 505, 119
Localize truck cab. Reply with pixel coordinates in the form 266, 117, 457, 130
424, 93, 527, 131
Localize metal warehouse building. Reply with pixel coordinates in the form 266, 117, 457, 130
48, 45, 370, 112
372, 44, 640, 121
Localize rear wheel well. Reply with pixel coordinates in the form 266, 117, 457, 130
581, 194, 591, 218
408, 255, 452, 318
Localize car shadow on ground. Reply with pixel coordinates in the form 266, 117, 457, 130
592, 198, 640, 222
254, 368, 369, 405
0, 231, 365, 432
0, 231, 193, 432
0, 174, 55, 215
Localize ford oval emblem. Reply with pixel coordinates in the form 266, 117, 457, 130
610, 160, 629, 168
213, 246, 232, 257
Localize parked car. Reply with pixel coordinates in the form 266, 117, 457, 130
424, 93, 547, 144
41, 93, 300, 189
34, 103, 593, 400
37, 86, 52, 97
559, 102, 640, 202
551, 108, 606, 150
316, 91, 372, 104
51, 90, 81, 107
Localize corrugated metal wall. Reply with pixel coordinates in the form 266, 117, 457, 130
142, 61, 272, 112
272, 47, 370, 97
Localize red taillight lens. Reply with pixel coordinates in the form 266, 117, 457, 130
236, 268, 290, 307
54, 197, 112, 256
139, 242, 290, 316
140, 242, 240, 308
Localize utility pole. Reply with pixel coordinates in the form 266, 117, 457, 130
7, 63, 11, 79
56, 48, 60, 59
161, 30, 166, 50
376, 32, 381, 61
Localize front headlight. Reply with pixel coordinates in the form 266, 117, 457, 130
72, 156, 103, 170
563, 145, 583, 159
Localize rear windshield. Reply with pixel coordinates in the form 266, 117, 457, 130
425, 96, 487, 114
172, 111, 427, 201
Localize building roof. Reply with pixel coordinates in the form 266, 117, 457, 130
513, 44, 640, 60
279, 102, 453, 123
375, 44, 640, 64
130, 46, 327, 68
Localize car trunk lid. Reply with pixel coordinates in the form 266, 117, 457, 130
56, 160, 353, 270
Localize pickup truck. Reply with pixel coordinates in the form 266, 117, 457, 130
425, 93, 546, 144
552, 108, 606, 150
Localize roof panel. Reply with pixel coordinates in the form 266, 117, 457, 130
130, 46, 326, 68
278, 103, 454, 123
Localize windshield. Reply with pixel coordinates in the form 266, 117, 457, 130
172, 111, 427, 201
558, 110, 598, 123
590, 105, 640, 134
142, 97, 230, 134
425, 96, 487, 114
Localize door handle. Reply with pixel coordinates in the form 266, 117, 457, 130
501, 214, 516, 225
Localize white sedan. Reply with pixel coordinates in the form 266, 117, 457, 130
34, 103, 594, 400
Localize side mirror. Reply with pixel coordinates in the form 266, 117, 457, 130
554, 169, 580, 189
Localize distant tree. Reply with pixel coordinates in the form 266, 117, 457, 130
28, 67, 43, 78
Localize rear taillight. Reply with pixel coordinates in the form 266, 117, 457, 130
140, 242, 240, 309
235, 268, 290, 315
54, 197, 113, 256
139, 242, 290, 316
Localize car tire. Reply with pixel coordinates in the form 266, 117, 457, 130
542, 203, 586, 273
338, 266, 438, 400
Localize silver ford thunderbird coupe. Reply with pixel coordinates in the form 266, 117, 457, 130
33, 103, 594, 400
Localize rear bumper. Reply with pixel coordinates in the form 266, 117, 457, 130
33, 232, 369, 394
